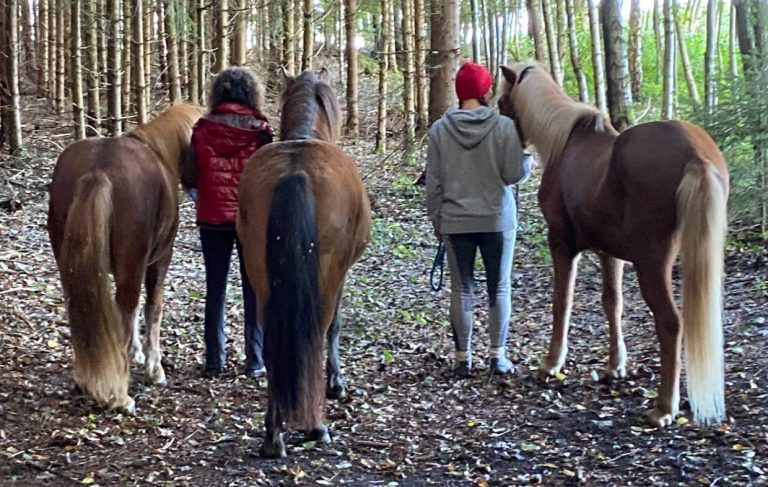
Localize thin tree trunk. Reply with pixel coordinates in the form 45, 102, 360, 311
300, 0, 312, 69
197, 0, 208, 103
486, 0, 497, 76
402, 0, 415, 149
55, 0, 65, 114
628, 0, 643, 100
565, 0, 588, 102
675, 16, 700, 105
480, 0, 490, 65
601, 0, 633, 130
653, 0, 663, 79
232, 0, 247, 65
20, 0, 36, 82
283, 0, 295, 72
165, 0, 182, 103
213, 0, 228, 72
470, 0, 480, 62
3, 0, 23, 152
587, 0, 607, 114
556, 0, 566, 64
528, 0, 548, 63
158, 1, 169, 90
729, 1, 738, 78
122, 0, 132, 116
71, 0, 86, 139
428, 0, 459, 124
38, 0, 49, 97
143, 0, 151, 90
662, 0, 676, 119
386, 0, 397, 70
133, 0, 148, 123
543, 0, 563, 86
376, 0, 389, 154
704, 0, 716, 110
106, 0, 121, 134
344, 0, 358, 137
97, 0, 106, 88
47, 0, 55, 98
337, 0, 344, 82
84, 0, 100, 135
414, 0, 427, 132
179, 0, 189, 98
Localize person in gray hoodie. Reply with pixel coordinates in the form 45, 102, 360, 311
426, 61, 531, 377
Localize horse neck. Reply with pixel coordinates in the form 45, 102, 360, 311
130, 121, 186, 180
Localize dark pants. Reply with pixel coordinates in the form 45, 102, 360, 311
200, 227, 263, 371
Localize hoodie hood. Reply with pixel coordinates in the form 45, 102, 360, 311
442, 106, 500, 149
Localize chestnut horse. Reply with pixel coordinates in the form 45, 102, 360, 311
237, 69, 371, 457
47, 104, 202, 413
498, 63, 729, 427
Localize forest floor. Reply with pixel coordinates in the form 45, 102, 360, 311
1, 86, 768, 486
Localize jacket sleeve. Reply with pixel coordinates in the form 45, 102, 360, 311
425, 128, 443, 232
181, 143, 198, 190
499, 121, 532, 186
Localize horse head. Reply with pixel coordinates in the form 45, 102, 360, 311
279, 68, 341, 143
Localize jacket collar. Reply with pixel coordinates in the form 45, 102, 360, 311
211, 102, 264, 119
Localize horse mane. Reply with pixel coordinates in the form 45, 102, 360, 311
506, 62, 617, 166
279, 71, 341, 142
129, 103, 202, 176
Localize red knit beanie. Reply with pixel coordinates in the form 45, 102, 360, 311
455, 62, 493, 101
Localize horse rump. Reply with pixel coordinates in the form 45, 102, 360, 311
59, 172, 131, 412
264, 171, 324, 429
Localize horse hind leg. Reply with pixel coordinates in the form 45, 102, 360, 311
128, 308, 145, 365
539, 245, 581, 377
635, 258, 682, 427
326, 286, 346, 400
143, 258, 170, 385
260, 398, 287, 458
599, 254, 627, 380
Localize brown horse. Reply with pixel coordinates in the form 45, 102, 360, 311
47, 104, 202, 413
237, 69, 371, 457
498, 63, 729, 427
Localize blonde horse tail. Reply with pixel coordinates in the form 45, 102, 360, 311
60, 172, 130, 411
264, 171, 323, 430
676, 163, 727, 425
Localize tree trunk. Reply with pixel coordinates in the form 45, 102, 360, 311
344, 0, 358, 137
106, 0, 121, 134
628, 0, 643, 100
55, 0, 65, 114
543, 0, 563, 86
565, 0, 588, 102
197, 0, 208, 103
587, 0, 607, 115
729, 1, 738, 78
653, 0, 663, 79
122, 0, 132, 116
231, 0, 247, 65
143, 0, 151, 90
600, 0, 632, 130
402, 0, 415, 149
337, 0, 344, 82
428, 0, 458, 124
133, 0, 148, 123
414, 0, 427, 131
157, 1, 169, 91
20, 0, 36, 82
528, 0, 548, 62
178, 0, 189, 98
83, 0, 100, 135
486, 0, 497, 76
302, 0, 313, 69
189, 0, 200, 104
2, 0, 23, 152
470, 0, 480, 62
386, 0, 397, 71
47, 0, 55, 98
283, 0, 296, 72
213, 0, 228, 73
704, 0, 716, 110
662, 0, 676, 119
165, 0, 182, 103
38, 0, 49, 97
675, 16, 700, 105
376, 0, 389, 154
71, 0, 86, 139
556, 0, 566, 65
97, 0, 106, 89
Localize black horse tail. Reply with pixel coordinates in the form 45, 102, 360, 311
264, 171, 323, 429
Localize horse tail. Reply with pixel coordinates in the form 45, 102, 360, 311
264, 171, 323, 429
676, 162, 727, 425
60, 172, 129, 409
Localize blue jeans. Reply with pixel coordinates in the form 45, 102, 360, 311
445, 229, 516, 355
200, 227, 263, 371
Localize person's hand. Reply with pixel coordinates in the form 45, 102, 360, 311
188, 188, 198, 203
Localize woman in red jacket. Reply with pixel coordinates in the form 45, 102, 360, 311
182, 67, 273, 378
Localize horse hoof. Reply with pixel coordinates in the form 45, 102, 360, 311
114, 397, 136, 416
72, 383, 84, 396
647, 408, 675, 428
326, 383, 347, 400
602, 365, 627, 381
146, 367, 167, 386
307, 425, 332, 444
131, 349, 146, 365
260, 435, 287, 458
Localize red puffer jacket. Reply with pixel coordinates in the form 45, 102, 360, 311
192, 103, 272, 226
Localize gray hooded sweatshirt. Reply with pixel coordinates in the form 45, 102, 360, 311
426, 106, 529, 235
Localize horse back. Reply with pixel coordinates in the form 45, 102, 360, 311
48, 137, 179, 266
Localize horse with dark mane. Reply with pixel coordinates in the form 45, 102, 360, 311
237, 69, 371, 457
47, 104, 202, 413
498, 63, 728, 427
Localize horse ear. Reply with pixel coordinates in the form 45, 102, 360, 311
316, 67, 330, 82
500, 65, 517, 86
280, 65, 294, 83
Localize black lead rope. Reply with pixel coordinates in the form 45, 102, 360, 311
430, 240, 446, 291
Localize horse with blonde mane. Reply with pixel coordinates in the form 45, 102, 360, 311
499, 63, 729, 427
237, 69, 371, 457
47, 104, 202, 413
